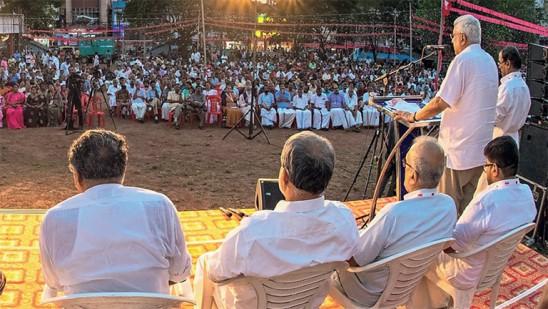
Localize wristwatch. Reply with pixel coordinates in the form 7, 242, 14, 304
412, 112, 418, 122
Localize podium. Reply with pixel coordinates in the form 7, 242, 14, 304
366, 95, 441, 221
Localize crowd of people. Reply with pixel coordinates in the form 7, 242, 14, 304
0, 13, 540, 309
0, 40, 440, 131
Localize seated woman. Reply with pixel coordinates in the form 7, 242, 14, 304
223, 87, 241, 127
5, 83, 25, 129
25, 84, 48, 127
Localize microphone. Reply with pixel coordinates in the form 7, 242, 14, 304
425, 45, 448, 50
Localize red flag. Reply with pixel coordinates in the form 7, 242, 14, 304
442, 0, 451, 17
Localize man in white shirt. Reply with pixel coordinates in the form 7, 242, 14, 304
345, 84, 363, 128
493, 46, 530, 144
40, 130, 192, 297
194, 131, 359, 308
396, 15, 498, 214
292, 87, 312, 130
415, 136, 537, 308
475, 46, 531, 196
310, 87, 330, 130
331, 136, 457, 307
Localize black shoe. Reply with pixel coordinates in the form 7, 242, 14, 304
154, 116, 159, 124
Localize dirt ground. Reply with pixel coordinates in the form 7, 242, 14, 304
0, 120, 379, 211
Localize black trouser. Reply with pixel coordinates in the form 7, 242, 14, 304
67, 89, 83, 129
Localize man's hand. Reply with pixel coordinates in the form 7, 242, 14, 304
394, 111, 415, 123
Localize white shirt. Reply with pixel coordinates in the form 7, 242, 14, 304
345, 92, 358, 109
494, 72, 531, 144
436, 179, 536, 289
39, 184, 192, 295
437, 44, 498, 170
310, 93, 328, 109
292, 94, 309, 109
337, 189, 457, 306
201, 196, 359, 308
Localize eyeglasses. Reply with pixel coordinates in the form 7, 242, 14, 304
403, 158, 419, 175
483, 163, 496, 171
450, 32, 464, 40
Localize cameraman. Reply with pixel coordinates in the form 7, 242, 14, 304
66, 66, 84, 130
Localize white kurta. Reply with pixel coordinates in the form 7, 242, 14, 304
310, 93, 330, 129
493, 71, 531, 145
437, 44, 498, 170
107, 85, 120, 108
345, 92, 363, 126
433, 179, 536, 290
131, 89, 147, 120
39, 184, 192, 296
333, 189, 457, 306
194, 197, 359, 309
292, 94, 311, 129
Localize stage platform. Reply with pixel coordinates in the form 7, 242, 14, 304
0, 197, 546, 308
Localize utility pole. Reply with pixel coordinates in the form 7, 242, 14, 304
409, 1, 412, 61
435, 0, 445, 90
200, 0, 207, 64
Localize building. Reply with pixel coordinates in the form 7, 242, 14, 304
62, 0, 110, 26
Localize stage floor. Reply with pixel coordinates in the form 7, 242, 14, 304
0, 197, 546, 308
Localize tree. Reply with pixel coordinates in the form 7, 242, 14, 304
1, 0, 61, 29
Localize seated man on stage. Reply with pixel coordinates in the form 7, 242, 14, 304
411, 136, 537, 308
259, 83, 277, 128
310, 86, 330, 130
194, 131, 359, 308
330, 136, 457, 307
276, 83, 295, 128
292, 87, 312, 130
39, 130, 192, 298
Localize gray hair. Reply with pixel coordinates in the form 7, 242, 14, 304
280, 131, 335, 195
454, 14, 481, 44
410, 136, 445, 188
68, 129, 128, 180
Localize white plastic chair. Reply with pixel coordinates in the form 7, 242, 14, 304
208, 261, 346, 309
433, 223, 535, 309
329, 237, 455, 309
41, 291, 195, 309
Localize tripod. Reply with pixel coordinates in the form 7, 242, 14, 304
84, 78, 117, 130
222, 79, 270, 144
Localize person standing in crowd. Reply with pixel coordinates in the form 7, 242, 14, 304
39, 130, 192, 298
396, 15, 498, 214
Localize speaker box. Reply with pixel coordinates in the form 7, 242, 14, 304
527, 43, 548, 63
518, 124, 548, 186
527, 79, 548, 100
255, 178, 285, 211
530, 98, 548, 118
525, 60, 547, 81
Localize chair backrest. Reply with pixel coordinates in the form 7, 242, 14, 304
222, 262, 345, 309
472, 223, 535, 290
41, 292, 195, 309
349, 237, 454, 309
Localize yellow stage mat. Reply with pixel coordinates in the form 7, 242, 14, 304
1, 197, 546, 308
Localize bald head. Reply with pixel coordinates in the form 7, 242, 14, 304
280, 131, 335, 195
407, 136, 445, 189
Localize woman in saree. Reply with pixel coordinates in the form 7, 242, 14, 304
5, 83, 25, 129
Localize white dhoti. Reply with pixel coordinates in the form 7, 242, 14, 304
261, 108, 277, 126
131, 101, 146, 120
108, 95, 116, 108
331, 108, 355, 129
240, 106, 251, 123
362, 106, 390, 127
348, 110, 363, 127
313, 108, 330, 130
295, 109, 312, 129
277, 108, 296, 128
162, 102, 180, 120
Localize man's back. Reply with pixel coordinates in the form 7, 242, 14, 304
441, 179, 537, 289
438, 44, 498, 170
203, 197, 359, 308
338, 190, 457, 305
40, 184, 191, 295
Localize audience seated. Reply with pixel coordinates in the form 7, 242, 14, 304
39, 129, 192, 297
411, 135, 537, 308
193, 131, 359, 308
330, 136, 457, 306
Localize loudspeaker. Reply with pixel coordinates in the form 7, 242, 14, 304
519, 176, 547, 249
518, 124, 548, 186
255, 178, 285, 211
526, 43, 548, 118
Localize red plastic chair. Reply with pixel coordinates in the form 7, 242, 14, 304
205, 95, 222, 127
86, 95, 105, 128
